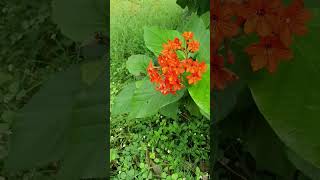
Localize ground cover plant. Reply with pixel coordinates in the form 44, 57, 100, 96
110, 0, 210, 179
210, 0, 320, 179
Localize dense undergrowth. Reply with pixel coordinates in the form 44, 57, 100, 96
110, 0, 210, 179
0, 0, 79, 179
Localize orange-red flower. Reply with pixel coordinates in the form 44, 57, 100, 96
238, 0, 281, 36
245, 36, 293, 73
182, 32, 194, 41
212, 54, 238, 90
187, 40, 200, 52
147, 32, 207, 95
147, 61, 162, 83
212, 0, 239, 51
276, 0, 312, 47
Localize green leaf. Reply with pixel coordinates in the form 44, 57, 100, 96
80, 60, 105, 86
144, 26, 182, 57
201, 11, 210, 28
112, 82, 136, 115
180, 13, 210, 64
129, 80, 185, 119
219, 106, 296, 179
245, 112, 296, 179
184, 97, 201, 117
176, 0, 210, 15
149, 152, 156, 159
52, 0, 108, 42
5, 64, 107, 179
234, 9, 320, 171
213, 81, 247, 122
159, 101, 179, 120
188, 68, 210, 118
110, 149, 119, 161
287, 148, 320, 180
126, 55, 152, 76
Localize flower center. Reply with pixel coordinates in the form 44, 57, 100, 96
212, 15, 219, 21
256, 8, 266, 16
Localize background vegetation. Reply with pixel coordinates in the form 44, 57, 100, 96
0, 0, 79, 179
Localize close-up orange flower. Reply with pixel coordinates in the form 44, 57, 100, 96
238, 0, 281, 36
212, 54, 238, 90
212, 0, 239, 51
187, 40, 200, 52
245, 36, 293, 73
182, 31, 194, 41
276, 0, 312, 47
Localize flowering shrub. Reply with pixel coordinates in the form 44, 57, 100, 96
212, 0, 320, 178
147, 32, 207, 95
112, 14, 210, 119
113, 14, 210, 119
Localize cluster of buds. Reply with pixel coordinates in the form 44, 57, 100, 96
212, 0, 311, 90
147, 32, 207, 95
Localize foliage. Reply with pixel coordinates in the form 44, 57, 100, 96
3, 0, 108, 179
0, 0, 82, 179
176, 0, 210, 15
111, 114, 209, 179
113, 14, 210, 119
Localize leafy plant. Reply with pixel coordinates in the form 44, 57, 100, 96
112, 14, 210, 120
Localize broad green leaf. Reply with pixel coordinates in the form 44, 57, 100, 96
52, 0, 108, 42
126, 55, 152, 76
81, 60, 105, 86
219, 106, 296, 179
112, 82, 136, 115
213, 81, 248, 122
233, 9, 320, 171
180, 14, 210, 118
144, 26, 182, 56
184, 97, 202, 117
129, 80, 185, 119
188, 68, 210, 118
201, 11, 210, 28
159, 101, 179, 120
287, 148, 320, 180
180, 13, 210, 64
5, 64, 107, 179
245, 113, 296, 179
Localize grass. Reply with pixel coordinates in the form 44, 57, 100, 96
110, 0, 210, 179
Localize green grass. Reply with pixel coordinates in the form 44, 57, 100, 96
110, 0, 210, 179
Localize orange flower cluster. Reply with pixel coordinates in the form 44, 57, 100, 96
147, 32, 207, 95
212, 0, 311, 90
